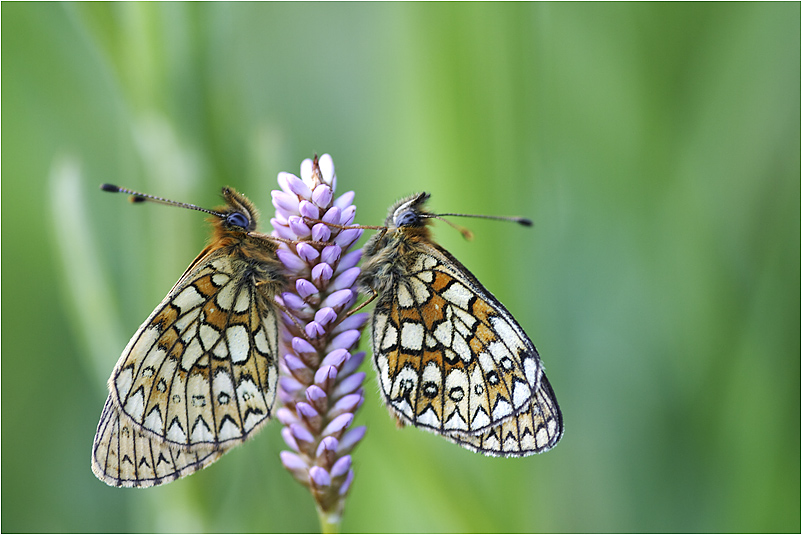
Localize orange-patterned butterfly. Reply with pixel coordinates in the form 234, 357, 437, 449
91, 184, 285, 487
358, 192, 563, 456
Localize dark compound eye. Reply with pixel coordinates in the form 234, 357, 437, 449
396, 210, 420, 227
226, 212, 249, 229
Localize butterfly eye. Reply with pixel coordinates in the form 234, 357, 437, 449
396, 210, 420, 227
226, 212, 250, 229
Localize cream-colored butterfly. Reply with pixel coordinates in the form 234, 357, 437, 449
358, 193, 563, 456
91, 185, 284, 487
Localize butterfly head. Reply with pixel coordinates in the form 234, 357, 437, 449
218, 187, 258, 232
387, 192, 432, 231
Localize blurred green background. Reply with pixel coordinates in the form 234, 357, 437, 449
2, 2, 799, 533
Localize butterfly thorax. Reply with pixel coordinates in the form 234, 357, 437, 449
360, 191, 434, 299
203, 189, 286, 295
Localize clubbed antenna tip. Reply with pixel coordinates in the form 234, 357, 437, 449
100, 183, 121, 193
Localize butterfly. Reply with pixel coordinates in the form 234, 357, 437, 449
91, 184, 285, 487
358, 192, 563, 456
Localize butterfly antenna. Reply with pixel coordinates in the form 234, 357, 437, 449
423, 211, 532, 241
435, 212, 533, 227
100, 184, 224, 217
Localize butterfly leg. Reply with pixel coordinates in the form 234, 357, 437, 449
346, 288, 378, 316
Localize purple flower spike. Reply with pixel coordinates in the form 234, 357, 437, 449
309, 466, 331, 487
321, 244, 342, 265
281, 450, 308, 471
312, 185, 333, 208
329, 330, 361, 351
321, 348, 350, 368
296, 242, 320, 263
276, 249, 307, 272
322, 413, 354, 438
272, 190, 301, 215
330, 456, 352, 478
321, 288, 353, 310
289, 216, 312, 238
340, 351, 366, 376
316, 436, 339, 464
337, 249, 362, 272
339, 470, 354, 496
339, 206, 357, 227
322, 206, 342, 225
331, 267, 361, 291
338, 426, 367, 455
271, 155, 368, 529
312, 222, 332, 242
333, 191, 355, 210
279, 171, 312, 198
311, 263, 334, 287
315, 307, 338, 327
295, 279, 317, 299
305, 321, 326, 339
299, 200, 320, 220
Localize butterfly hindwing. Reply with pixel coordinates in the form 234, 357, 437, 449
445, 375, 563, 456
108, 250, 279, 450
92, 396, 227, 488
372, 244, 543, 436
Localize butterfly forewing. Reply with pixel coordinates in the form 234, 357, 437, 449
109, 251, 278, 449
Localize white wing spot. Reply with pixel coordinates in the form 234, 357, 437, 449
490, 316, 526, 353
254, 327, 270, 354
236, 378, 259, 404
452, 332, 471, 362
417, 406, 440, 428
400, 322, 424, 351
218, 418, 241, 441
471, 407, 491, 429
234, 287, 250, 313
212, 370, 234, 405
143, 407, 164, 433
212, 273, 230, 286
173, 286, 204, 312
433, 321, 453, 346
416, 270, 434, 283
167, 419, 187, 443
442, 282, 471, 309
492, 398, 513, 421
381, 323, 398, 350
173, 308, 200, 335
115, 366, 134, 400
523, 356, 539, 386
215, 284, 236, 310
124, 389, 145, 421
227, 325, 250, 363
212, 340, 229, 358
397, 284, 414, 308
190, 417, 214, 443
512, 380, 532, 409
410, 278, 431, 303
181, 338, 203, 370
199, 324, 221, 351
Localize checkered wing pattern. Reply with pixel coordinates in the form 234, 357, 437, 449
92, 187, 283, 487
